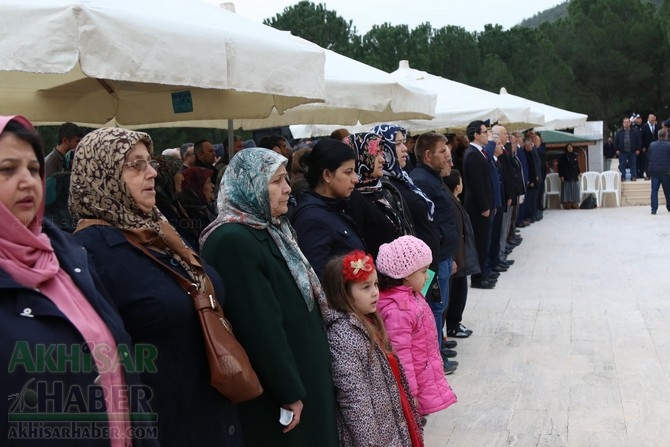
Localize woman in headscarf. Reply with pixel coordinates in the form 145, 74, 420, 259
558, 143, 580, 209
69, 127, 242, 447
177, 166, 217, 236
200, 147, 339, 447
372, 124, 440, 265
346, 131, 413, 257
0, 117, 156, 446
290, 139, 365, 277
153, 155, 199, 250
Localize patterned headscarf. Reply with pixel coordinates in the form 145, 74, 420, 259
154, 155, 182, 202
70, 127, 208, 290
372, 123, 435, 220
345, 131, 383, 193
200, 148, 325, 311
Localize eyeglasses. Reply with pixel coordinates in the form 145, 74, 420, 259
123, 159, 160, 172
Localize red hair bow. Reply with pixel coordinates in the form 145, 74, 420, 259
342, 250, 375, 282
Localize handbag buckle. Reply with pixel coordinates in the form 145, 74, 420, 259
209, 294, 216, 309
220, 317, 232, 332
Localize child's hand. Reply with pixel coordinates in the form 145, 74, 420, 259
282, 400, 304, 434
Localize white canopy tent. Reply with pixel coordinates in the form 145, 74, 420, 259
499, 87, 588, 130
232, 49, 437, 130
0, 0, 327, 127
290, 61, 545, 138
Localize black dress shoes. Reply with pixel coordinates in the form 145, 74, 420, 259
471, 279, 496, 289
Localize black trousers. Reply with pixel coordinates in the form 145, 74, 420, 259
468, 211, 491, 283
446, 275, 469, 331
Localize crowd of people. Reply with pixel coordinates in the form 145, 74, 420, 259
603, 112, 670, 214
2, 115, 555, 446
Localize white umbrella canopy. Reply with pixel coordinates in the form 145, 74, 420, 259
0, 0, 326, 127
233, 49, 437, 130
386, 61, 545, 132
290, 61, 546, 137
499, 87, 588, 130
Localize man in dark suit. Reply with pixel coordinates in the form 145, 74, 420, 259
462, 120, 495, 289
615, 116, 642, 181
640, 113, 659, 179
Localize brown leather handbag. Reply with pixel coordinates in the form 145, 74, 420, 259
123, 233, 264, 403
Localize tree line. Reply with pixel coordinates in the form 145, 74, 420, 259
265, 0, 670, 136
36, 0, 670, 151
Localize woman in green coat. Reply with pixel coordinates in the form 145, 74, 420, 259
200, 148, 339, 447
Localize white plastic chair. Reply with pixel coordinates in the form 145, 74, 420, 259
544, 173, 561, 209
599, 171, 621, 207
580, 171, 601, 207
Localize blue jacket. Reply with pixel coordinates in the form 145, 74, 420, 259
291, 190, 366, 277
1, 220, 157, 446
74, 225, 242, 447
410, 163, 459, 262
647, 139, 670, 176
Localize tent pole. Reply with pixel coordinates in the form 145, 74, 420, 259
228, 119, 234, 162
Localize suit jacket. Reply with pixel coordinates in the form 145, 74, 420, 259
498, 146, 517, 205
462, 144, 493, 215
641, 122, 659, 150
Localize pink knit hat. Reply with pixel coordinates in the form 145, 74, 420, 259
376, 235, 432, 279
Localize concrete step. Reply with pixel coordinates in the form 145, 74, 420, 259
621, 178, 666, 207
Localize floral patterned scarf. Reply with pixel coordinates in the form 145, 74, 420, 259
199, 148, 324, 311
69, 127, 208, 290
372, 123, 435, 220
346, 131, 383, 193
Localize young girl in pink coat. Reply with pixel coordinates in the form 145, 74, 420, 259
376, 236, 457, 417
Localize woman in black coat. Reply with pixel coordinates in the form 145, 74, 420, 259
557, 143, 581, 209
291, 139, 365, 277
346, 130, 413, 257
153, 155, 200, 251
177, 166, 217, 236
70, 127, 242, 447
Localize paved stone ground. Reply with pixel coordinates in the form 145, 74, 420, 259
424, 205, 670, 447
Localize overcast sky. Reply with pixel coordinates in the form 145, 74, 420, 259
201, 0, 567, 33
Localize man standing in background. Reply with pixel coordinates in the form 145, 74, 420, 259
44, 122, 83, 177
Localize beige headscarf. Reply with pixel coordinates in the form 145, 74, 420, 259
69, 127, 208, 290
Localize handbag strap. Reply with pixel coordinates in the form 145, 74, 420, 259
121, 231, 222, 314
74, 218, 222, 313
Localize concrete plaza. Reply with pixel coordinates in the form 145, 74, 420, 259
424, 205, 670, 447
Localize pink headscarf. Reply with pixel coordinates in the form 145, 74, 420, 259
0, 115, 54, 285
0, 116, 130, 446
